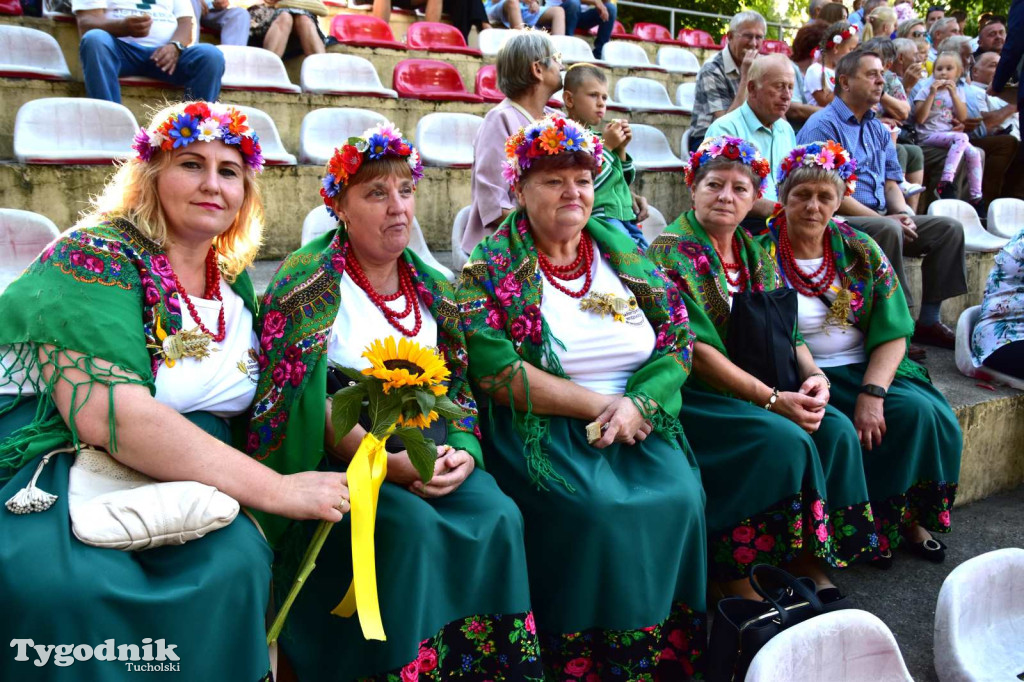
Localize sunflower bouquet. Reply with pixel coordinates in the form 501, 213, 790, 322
267, 338, 469, 645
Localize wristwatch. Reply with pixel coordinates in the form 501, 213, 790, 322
860, 383, 887, 399
170, 40, 186, 53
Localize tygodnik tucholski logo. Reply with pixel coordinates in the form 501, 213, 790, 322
10, 638, 181, 671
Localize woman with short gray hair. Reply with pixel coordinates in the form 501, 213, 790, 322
464, 30, 562, 254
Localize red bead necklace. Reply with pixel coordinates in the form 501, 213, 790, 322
715, 236, 749, 289
778, 217, 836, 298
537, 231, 594, 298
345, 255, 423, 337
170, 246, 226, 342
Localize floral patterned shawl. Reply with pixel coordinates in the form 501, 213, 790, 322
761, 217, 929, 382
0, 218, 257, 481
246, 227, 479, 548
457, 210, 695, 490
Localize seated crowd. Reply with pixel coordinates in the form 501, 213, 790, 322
1, 2, 1022, 681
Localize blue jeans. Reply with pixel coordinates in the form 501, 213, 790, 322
561, 0, 617, 58
79, 29, 225, 103
603, 216, 648, 250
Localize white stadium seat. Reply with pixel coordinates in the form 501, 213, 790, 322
628, 124, 686, 171
615, 77, 688, 114
299, 108, 389, 165
408, 218, 454, 281
548, 34, 606, 65
680, 129, 692, 158
0, 209, 61, 293
301, 206, 338, 246
954, 306, 1024, 389
986, 197, 1024, 239
218, 45, 301, 93
602, 41, 666, 72
415, 113, 483, 168
657, 46, 700, 74
300, 53, 398, 98
230, 105, 296, 166
676, 81, 696, 111
477, 28, 513, 57
451, 205, 471, 271
935, 548, 1024, 682
14, 98, 137, 164
0, 26, 71, 80
745, 610, 914, 682
928, 199, 1009, 252
639, 204, 668, 243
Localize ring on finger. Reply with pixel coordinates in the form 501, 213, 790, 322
335, 496, 350, 513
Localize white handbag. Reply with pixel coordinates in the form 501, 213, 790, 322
5, 445, 239, 551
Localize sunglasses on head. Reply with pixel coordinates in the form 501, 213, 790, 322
979, 14, 1006, 30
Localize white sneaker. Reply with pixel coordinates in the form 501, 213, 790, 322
901, 181, 926, 197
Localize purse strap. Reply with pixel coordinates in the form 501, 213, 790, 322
748, 564, 825, 627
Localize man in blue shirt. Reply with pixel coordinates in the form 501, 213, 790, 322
798, 49, 967, 350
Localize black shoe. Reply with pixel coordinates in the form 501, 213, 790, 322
816, 586, 846, 604
935, 182, 957, 200
905, 536, 947, 563
868, 548, 893, 570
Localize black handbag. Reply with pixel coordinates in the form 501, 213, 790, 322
725, 289, 801, 393
706, 564, 851, 682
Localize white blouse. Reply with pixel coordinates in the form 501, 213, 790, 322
541, 245, 656, 395
153, 285, 260, 417
793, 257, 867, 368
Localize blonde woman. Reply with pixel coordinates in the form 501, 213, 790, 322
863, 5, 898, 40
0, 101, 347, 682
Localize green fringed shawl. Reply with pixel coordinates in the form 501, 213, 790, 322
0, 218, 258, 482
760, 218, 929, 383
245, 227, 481, 549
456, 210, 696, 491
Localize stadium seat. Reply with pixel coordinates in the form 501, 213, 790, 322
986, 197, 1024, 239
590, 20, 641, 41
615, 77, 688, 114
928, 199, 1009, 252
415, 113, 483, 168
300, 53, 397, 98
702, 32, 724, 50
301, 205, 338, 246
14, 98, 137, 164
218, 46, 300, 93
474, 64, 504, 103
329, 14, 407, 50
0, 0, 22, 16
676, 81, 696, 110
639, 204, 668, 243
0, 26, 71, 80
602, 41, 667, 72
230, 105, 296, 166
548, 34, 605, 65
935, 548, 1024, 682
406, 22, 482, 56
656, 46, 700, 74
675, 28, 707, 48
762, 39, 792, 55
392, 59, 483, 103
477, 28, 513, 57
407, 217, 454, 281
632, 22, 680, 45
299, 108, 389, 165
680, 129, 691, 158
628, 124, 686, 171
0, 209, 60, 293
451, 205, 471, 271
954, 307, 1024, 389
745, 610, 913, 682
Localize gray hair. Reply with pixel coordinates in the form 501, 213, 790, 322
747, 53, 793, 84
496, 30, 556, 99
929, 16, 958, 39
938, 34, 972, 54
778, 164, 846, 205
892, 37, 917, 58
896, 18, 925, 37
729, 10, 767, 34
808, 0, 828, 19
862, 37, 896, 63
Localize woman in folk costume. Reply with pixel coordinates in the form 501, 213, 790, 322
0, 101, 348, 681
458, 113, 708, 680
646, 135, 878, 601
761, 141, 961, 565
247, 122, 543, 681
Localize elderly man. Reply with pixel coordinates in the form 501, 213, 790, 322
976, 16, 1006, 55
808, 0, 828, 22
928, 17, 959, 60
188, 0, 248, 45
705, 54, 798, 233
799, 49, 967, 351
687, 10, 766, 152
973, 50, 999, 88
893, 36, 928, 94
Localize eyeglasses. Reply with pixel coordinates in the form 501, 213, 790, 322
910, 30, 926, 37
737, 32, 765, 41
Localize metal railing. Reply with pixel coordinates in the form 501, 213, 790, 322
616, 0, 795, 41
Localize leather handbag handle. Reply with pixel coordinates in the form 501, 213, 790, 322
748, 564, 825, 627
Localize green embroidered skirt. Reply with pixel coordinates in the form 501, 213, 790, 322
823, 363, 961, 547
481, 407, 708, 674
680, 387, 879, 581
0, 398, 273, 681
281, 466, 541, 681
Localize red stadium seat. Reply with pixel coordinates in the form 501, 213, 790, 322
761, 39, 792, 56
392, 59, 483, 103
589, 20, 641, 41
474, 64, 504, 103
329, 15, 407, 50
0, 0, 23, 15
675, 28, 703, 47
632, 22, 680, 45
684, 29, 722, 50
406, 22, 482, 56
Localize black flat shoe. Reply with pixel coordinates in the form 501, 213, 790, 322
816, 587, 845, 604
869, 548, 893, 570
905, 537, 947, 563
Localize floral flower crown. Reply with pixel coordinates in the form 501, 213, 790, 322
829, 23, 858, 48
132, 102, 264, 172
320, 121, 423, 216
502, 114, 604, 187
684, 135, 771, 196
777, 141, 858, 197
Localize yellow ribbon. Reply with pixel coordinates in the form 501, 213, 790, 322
330, 428, 392, 641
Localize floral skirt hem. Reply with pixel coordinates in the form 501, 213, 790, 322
873, 480, 958, 551
540, 601, 706, 681
359, 611, 544, 682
